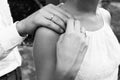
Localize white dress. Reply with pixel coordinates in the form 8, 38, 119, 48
75, 8, 120, 80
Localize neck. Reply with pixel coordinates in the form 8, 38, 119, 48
62, 0, 99, 16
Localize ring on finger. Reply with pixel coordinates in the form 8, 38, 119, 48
49, 14, 65, 30
50, 14, 55, 21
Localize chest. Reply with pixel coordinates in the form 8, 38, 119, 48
75, 30, 120, 80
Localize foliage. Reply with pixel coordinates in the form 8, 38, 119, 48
8, 0, 42, 45
19, 46, 36, 80
8, 0, 42, 80
8, 0, 40, 22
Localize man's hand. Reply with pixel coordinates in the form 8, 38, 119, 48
16, 4, 72, 36
56, 19, 89, 79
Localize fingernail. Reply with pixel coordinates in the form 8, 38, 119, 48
60, 29, 64, 33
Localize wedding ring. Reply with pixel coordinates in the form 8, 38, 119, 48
50, 14, 55, 21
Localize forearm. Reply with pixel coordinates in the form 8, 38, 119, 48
16, 20, 27, 37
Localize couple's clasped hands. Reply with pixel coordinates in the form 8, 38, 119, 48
57, 19, 89, 79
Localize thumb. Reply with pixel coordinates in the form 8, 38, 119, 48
74, 20, 81, 33
65, 19, 75, 34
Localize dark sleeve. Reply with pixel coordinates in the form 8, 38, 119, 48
33, 27, 59, 80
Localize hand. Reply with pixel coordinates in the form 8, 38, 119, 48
56, 19, 89, 78
16, 4, 72, 36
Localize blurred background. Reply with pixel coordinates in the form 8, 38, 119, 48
8, 0, 120, 80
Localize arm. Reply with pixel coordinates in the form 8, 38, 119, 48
33, 19, 87, 80
0, 22, 24, 60
33, 27, 59, 80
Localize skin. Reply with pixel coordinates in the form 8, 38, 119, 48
56, 19, 88, 79
33, 0, 110, 80
61, 0, 104, 32
33, 19, 88, 80
33, 27, 59, 80
16, 4, 71, 36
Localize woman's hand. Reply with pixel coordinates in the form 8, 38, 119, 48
16, 4, 71, 36
56, 19, 89, 79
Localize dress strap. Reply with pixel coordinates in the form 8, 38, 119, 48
98, 8, 111, 25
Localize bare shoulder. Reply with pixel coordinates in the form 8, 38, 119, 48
35, 27, 59, 39
33, 27, 60, 63
34, 27, 60, 52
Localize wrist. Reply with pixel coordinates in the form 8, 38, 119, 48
16, 20, 27, 37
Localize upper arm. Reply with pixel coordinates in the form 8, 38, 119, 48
33, 27, 59, 80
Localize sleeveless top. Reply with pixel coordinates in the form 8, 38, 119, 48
74, 8, 120, 80
57, 7, 120, 80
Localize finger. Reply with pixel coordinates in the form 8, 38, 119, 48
39, 16, 64, 34
66, 19, 75, 34
57, 3, 64, 7
44, 6, 67, 30
45, 4, 70, 22
80, 43, 88, 57
77, 34, 86, 51
74, 20, 81, 33
80, 42, 87, 54
80, 36, 89, 53
40, 10, 65, 32
55, 4, 72, 18
40, 8, 54, 20
57, 34, 65, 45
49, 4, 72, 19
56, 6, 72, 19
50, 14, 65, 30
77, 43, 87, 64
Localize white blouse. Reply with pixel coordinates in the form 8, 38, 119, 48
0, 0, 24, 76
75, 8, 120, 80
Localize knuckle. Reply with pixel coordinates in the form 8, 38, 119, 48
46, 22, 60, 33
48, 4, 54, 7
39, 8, 45, 14
53, 17, 64, 27
44, 4, 52, 9
47, 21, 53, 27
51, 22, 59, 30
53, 16, 58, 21
48, 4, 52, 6
57, 18, 64, 26
59, 15, 67, 22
